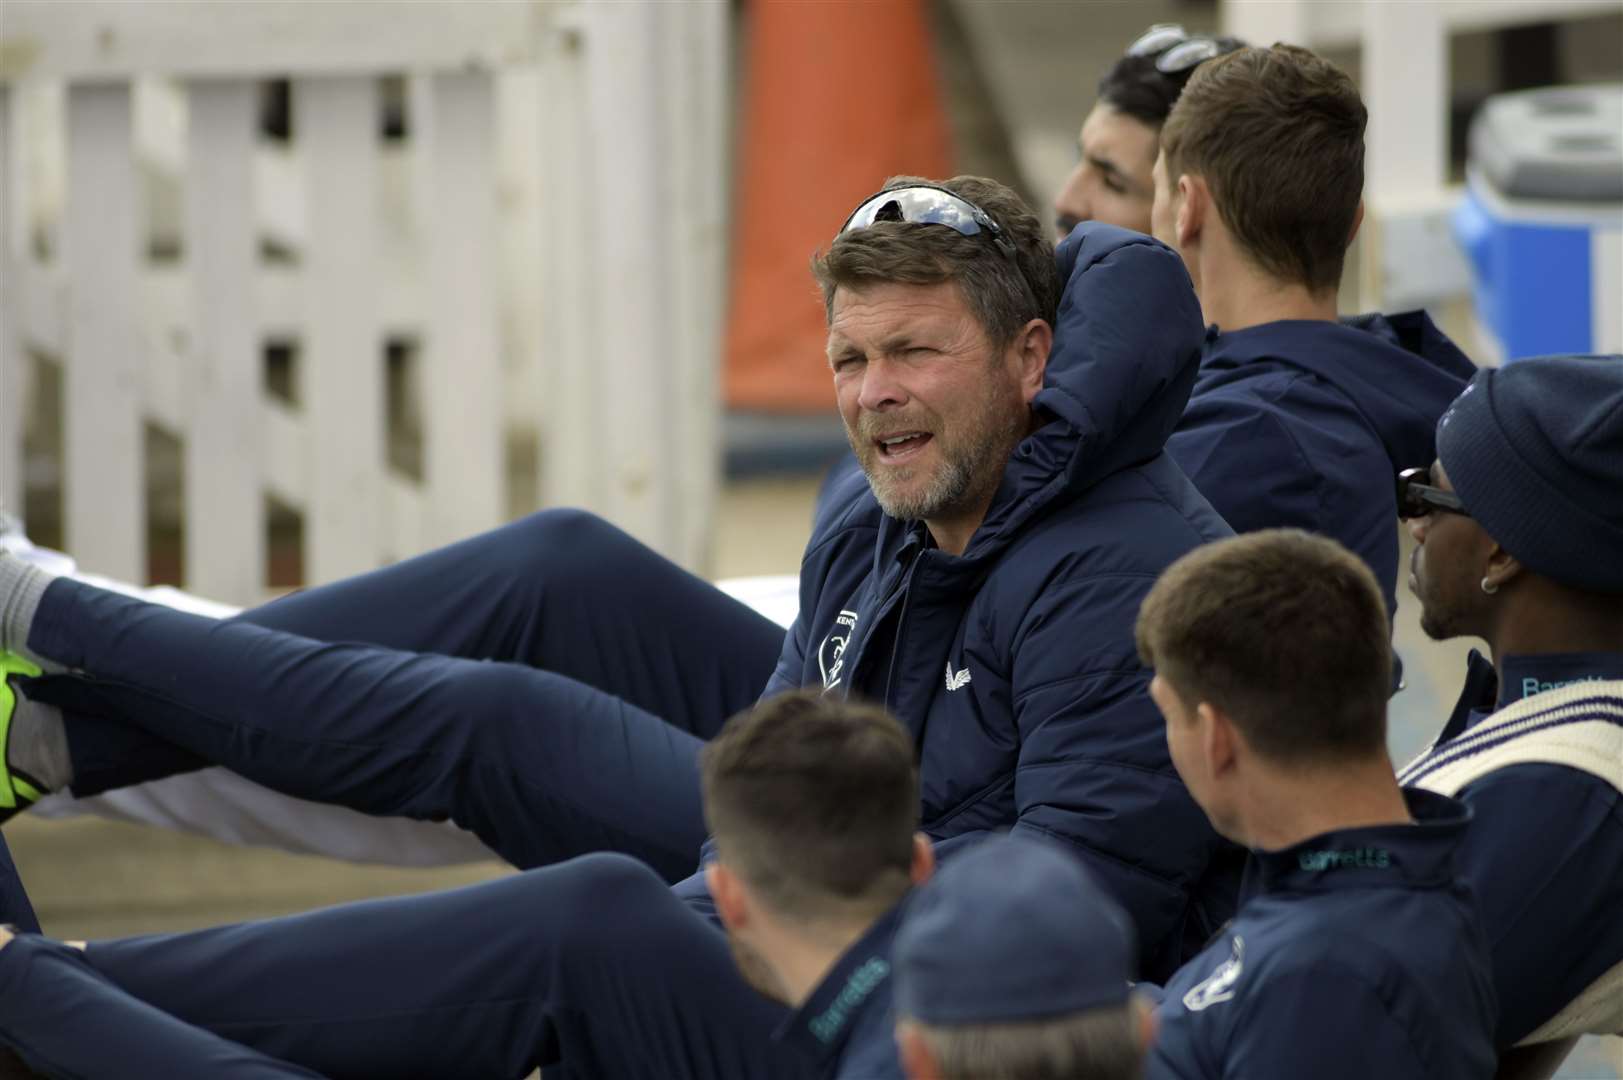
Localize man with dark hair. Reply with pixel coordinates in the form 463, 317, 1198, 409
1149, 43, 1476, 659
892, 835, 1151, 1080
0, 176, 1238, 981
0, 692, 918, 1078
1396, 355, 1623, 1074
1053, 23, 1243, 238
1135, 528, 1498, 1079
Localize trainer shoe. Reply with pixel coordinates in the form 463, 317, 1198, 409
0, 651, 45, 825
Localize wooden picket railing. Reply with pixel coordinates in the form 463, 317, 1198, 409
0, 1, 728, 604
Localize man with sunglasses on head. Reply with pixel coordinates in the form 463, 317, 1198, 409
0, 176, 1240, 982
1053, 23, 1243, 240
1395, 355, 1623, 1077
1148, 44, 1476, 680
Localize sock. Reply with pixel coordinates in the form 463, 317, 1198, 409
5, 685, 70, 793
0, 553, 64, 674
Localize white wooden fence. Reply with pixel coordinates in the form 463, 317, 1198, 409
0, 0, 728, 604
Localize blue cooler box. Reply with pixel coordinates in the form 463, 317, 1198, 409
1455, 83, 1623, 363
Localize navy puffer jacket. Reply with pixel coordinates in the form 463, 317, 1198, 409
762, 224, 1238, 981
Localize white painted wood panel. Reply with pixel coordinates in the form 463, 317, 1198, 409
1, 1, 543, 81
296, 76, 381, 584
419, 71, 501, 551
0, 86, 22, 515
64, 83, 142, 581
184, 79, 261, 602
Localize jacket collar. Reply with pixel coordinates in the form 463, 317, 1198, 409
1438, 650, 1623, 741
1246, 788, 1469, 897
775, 902, 907, 1072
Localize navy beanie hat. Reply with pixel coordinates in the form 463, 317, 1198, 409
892, 835, 1135, 1025
1436, 354, 1623, 593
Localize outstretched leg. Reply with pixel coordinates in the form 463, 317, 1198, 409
0, 932, 323, 1079
78, 855, 808, 1080
19, 578, 710, 878
28, 510, 788, 793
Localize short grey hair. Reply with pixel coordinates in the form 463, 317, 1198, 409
906, 1004, 1143, 1080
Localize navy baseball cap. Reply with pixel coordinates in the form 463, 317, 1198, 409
892, 835, 1136, 1025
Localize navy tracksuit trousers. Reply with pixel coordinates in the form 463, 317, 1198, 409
21, 510, 787, 883
0, 853, 815, 1079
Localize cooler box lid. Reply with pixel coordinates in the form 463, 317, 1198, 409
1469, 83, 1623, 202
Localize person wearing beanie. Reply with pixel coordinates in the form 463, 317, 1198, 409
1395, 354, 1623, 1075
1135, 529, 1497, 1080
892, 834, 1151, 1080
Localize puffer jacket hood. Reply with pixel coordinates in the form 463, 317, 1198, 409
1203, 312, 1476, 478
1162, 309, 1475, 627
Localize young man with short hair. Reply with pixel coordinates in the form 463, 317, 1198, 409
0, 693, 913, 1078
1135, 529, 1498, 1078
892, 835, 1150, 1080
1149, 44, 1476, 649
1397, 354, 1623, 1072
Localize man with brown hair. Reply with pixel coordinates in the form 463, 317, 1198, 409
0, 175, 1238, 982
1135, 529, 1497, 1079
0, 693, 915, 1078
1148, 44, 1476, 659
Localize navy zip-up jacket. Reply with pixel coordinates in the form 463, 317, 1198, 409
1169, 313, 1476, 624
761, 224, 1239, 983
1400, 650, 1623, 1046
1147, 789, 1499, 1079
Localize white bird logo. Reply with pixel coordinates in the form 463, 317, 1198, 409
944, 661, 972, 692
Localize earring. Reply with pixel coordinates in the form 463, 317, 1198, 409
1480, 577, 1499, 596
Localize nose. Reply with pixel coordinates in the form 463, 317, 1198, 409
1053, 164, 1091, 237
856, 356, 907, 413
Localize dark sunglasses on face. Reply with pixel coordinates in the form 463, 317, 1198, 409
839, 185, 1017, 260
1396, 468, 1470, 520
1123, 23, 1240, 75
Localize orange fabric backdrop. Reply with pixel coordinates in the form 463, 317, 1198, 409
723, 0, 954, 412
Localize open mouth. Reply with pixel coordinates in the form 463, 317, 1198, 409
875, 432, 932, 463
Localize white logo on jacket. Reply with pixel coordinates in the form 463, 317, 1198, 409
945, 661, 972, 692
818, 610, 859, 691
1183, 936, 1244, 1011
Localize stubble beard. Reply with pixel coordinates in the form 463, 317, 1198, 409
849, 393, 1027, 524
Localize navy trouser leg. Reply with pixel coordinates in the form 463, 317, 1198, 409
79, 854, 810, 1080
0, 835, 39, 933
51, 509, 785, 790
24, 579, 709, 878
0, 936, 322, 1079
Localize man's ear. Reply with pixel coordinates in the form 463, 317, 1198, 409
1482, 541, 1524, 595
1348, 199, 1366, 246
1009, 318, 1052, 405
707, 863, 750, 933
895, 1021, 943, 1080
1176, 174, 1208, 250
1198, 700, 1239, 778
910, 832, 936, 886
